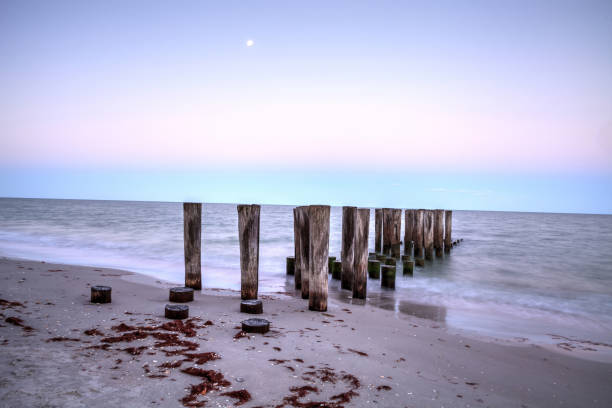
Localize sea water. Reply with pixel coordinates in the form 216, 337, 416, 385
1, 197, 611, 345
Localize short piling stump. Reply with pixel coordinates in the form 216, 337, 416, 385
403, 260, 414, 275
368, 259, 381, 279
286, 256, 295, 275
242, 318, 270, 334
331, 260, 342, 280
169, 287, 194, 303
240, 299, 263, 314
381, 265, 396, 289
328, 256, 336, 274
91, 285, 111, 304
415, 258, 425, 267
165, 304, 189, 320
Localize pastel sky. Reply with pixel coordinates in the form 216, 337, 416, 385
1, 0, 611, 213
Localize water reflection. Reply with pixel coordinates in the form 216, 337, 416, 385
284, 275, 447, 323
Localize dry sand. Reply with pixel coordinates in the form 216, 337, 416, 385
1, 257, 611, 407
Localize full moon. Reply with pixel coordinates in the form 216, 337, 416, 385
246, 39, 254, 47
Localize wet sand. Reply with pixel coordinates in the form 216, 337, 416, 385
1, 257, 611, 407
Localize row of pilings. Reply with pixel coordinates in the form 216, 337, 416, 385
181, 203, 457, 313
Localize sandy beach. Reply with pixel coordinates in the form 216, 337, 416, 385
1, 257, 611, 408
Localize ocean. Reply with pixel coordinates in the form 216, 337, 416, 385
1, 197, 611, 345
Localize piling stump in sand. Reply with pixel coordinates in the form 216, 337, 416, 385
240, 299, 263, 314
91, 285, 111, 304
169, 287, 194, 303
165, 304, 189, 320
242, 318, 270, 334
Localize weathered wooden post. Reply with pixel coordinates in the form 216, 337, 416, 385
444, 210, 452, 252
308, 205, 330, 312
424, 210, 434, 261
414, 209, 424, 259
391, 209, 402, 258
293, 206, 310, 298
183, 202, 202, 290
238, 204, 260, 300
328, 256, 336, 274
434, 209, 444, 257
404, 209, 415, 256
382, 208, 393, 254
374, 208, 383, 253
352, 208, 370, 299
341, 206, 356, 291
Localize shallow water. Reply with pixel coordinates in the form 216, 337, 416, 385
1, 198, 611, 344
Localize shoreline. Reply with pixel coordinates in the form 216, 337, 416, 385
1, 256, 611, 407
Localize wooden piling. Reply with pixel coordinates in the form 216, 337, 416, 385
341, 206, 356, 291
403, 260, 414, 275
424, 210, 434, 261
352, 208, 370, 299
391, 209, 402, 258
404, 209, 415, 256
444, 210, 452, 252
293, 206, 310, 297
238, 204, 260, 300
414, 209, 424, 259
380, 265, 396, 289
434, 209, 444, 257
308, 205, 330, 312
183, 203, 202, 290
374, 208, 383, 253
382, 208, 393, 255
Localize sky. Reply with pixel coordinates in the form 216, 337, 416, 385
0, 0, 611, 213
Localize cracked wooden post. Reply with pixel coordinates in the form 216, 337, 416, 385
382, 208, 393, 255
414, 209, 425, 259
238, 204, 260, 300
424, 210, 435, 261
404, 209, 415, 257
444, 210, 453, 252
352, 208, 370, 299
308, 205, 330, 312
293, 206, 310, 298
341, 206, 356, 291
374, 208, 383, 253
391, 209, 402, 258
434, 209, 444, 257
183, 202, 202, 290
